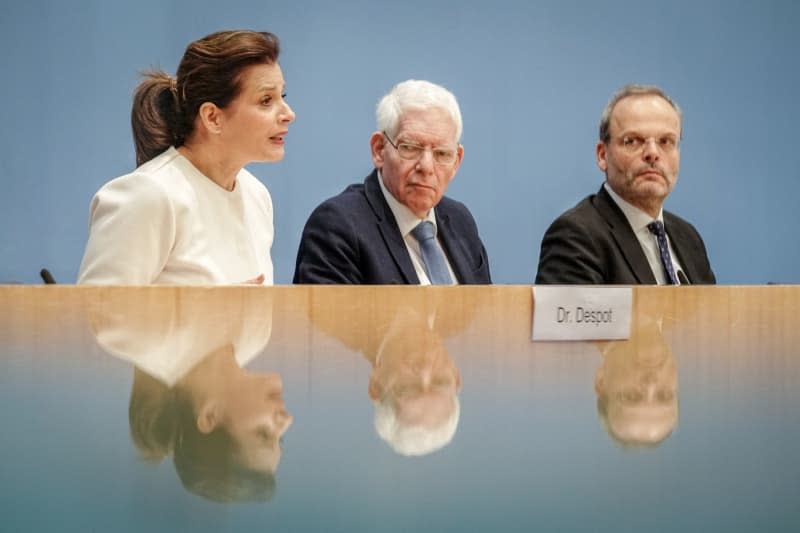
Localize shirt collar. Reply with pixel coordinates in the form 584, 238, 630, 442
603, 182, 663, 231
377, 169, 437, 237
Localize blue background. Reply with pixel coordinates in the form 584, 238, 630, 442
1, 0, 798, 284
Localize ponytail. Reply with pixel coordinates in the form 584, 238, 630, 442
131, 71, 184, 166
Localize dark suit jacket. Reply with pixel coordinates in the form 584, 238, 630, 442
535, 185, 715, 285
294, 170, 491, 284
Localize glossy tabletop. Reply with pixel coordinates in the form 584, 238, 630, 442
1, 285, 798, 532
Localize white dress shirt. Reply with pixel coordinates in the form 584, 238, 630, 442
377, 171, 457, 285
604, 183, 686, 285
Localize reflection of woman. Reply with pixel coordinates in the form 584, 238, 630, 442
130, 344, 291, 502
91, 291, 291, 502
78, 29, 295, 284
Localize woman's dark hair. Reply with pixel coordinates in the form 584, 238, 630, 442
131, 30, 280, 166
129, 368, 276, 503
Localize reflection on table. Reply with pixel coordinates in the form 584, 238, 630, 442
595, 317, 678, 448
0, 285, 798, 532
90, 290, 291, 503
310, 292, 466, 457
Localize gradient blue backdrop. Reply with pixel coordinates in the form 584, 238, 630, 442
2, 0, 798, 284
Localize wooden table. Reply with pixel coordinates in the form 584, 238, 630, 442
1, 286, 798, 532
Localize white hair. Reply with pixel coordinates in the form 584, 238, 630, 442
373, 395, 460, 457
376, 79, 463, 143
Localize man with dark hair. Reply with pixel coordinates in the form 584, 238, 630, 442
536, 84, 715, 285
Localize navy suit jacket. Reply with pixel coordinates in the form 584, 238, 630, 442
535, 185, 715, 285
293, 170, 491, 284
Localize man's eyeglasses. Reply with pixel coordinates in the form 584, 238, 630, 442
383, 132, 458, 166
615, 135, 680, 154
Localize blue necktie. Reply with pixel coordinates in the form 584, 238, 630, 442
647, 220, 679, 285
411, 221, 452, 285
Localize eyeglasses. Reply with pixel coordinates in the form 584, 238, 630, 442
615, 135, 680, 154
383, 131, 458, 166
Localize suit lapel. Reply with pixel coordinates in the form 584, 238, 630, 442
436, 209, 467, 283
595, 186, 656, 284
364, 171, 420, 284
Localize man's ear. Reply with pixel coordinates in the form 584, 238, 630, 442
370, 131, 386, 169
594, 368, 604, 395
368, 373, 383, 401
196, 401, 221, 434
451, 144, 464, 175
596, 141, 608, 172
197, 102, 224, 135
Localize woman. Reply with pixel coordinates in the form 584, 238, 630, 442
128, 348, 292, 503
78, 30, 295, 284
91, 287, 292, 502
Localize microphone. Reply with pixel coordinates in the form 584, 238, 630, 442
677, 270, 690, 285
40, 269, 56, 284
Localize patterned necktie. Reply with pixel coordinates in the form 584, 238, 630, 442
647, 220, 679, 285
410, 221, 453, 285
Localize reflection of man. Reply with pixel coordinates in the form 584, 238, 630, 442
367, 307, 462, 456
536, 84, 715, 285
90, 290, 292, 502
307, 289, 470, 456
294, 79, 491, 285
594, 319, 678, 447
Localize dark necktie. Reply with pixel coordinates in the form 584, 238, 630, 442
647, 220, 679, 285
410, 221, 453, 285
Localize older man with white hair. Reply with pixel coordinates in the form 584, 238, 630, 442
368, 308, 462, 456
294, 79, 491, 285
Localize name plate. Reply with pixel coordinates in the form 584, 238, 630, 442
532, 286, 632, 341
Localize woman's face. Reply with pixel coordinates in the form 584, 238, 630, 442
221, 371, 293, 472
218, 62, 295, 165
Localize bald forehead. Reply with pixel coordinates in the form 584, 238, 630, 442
609, 94, 682, 134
